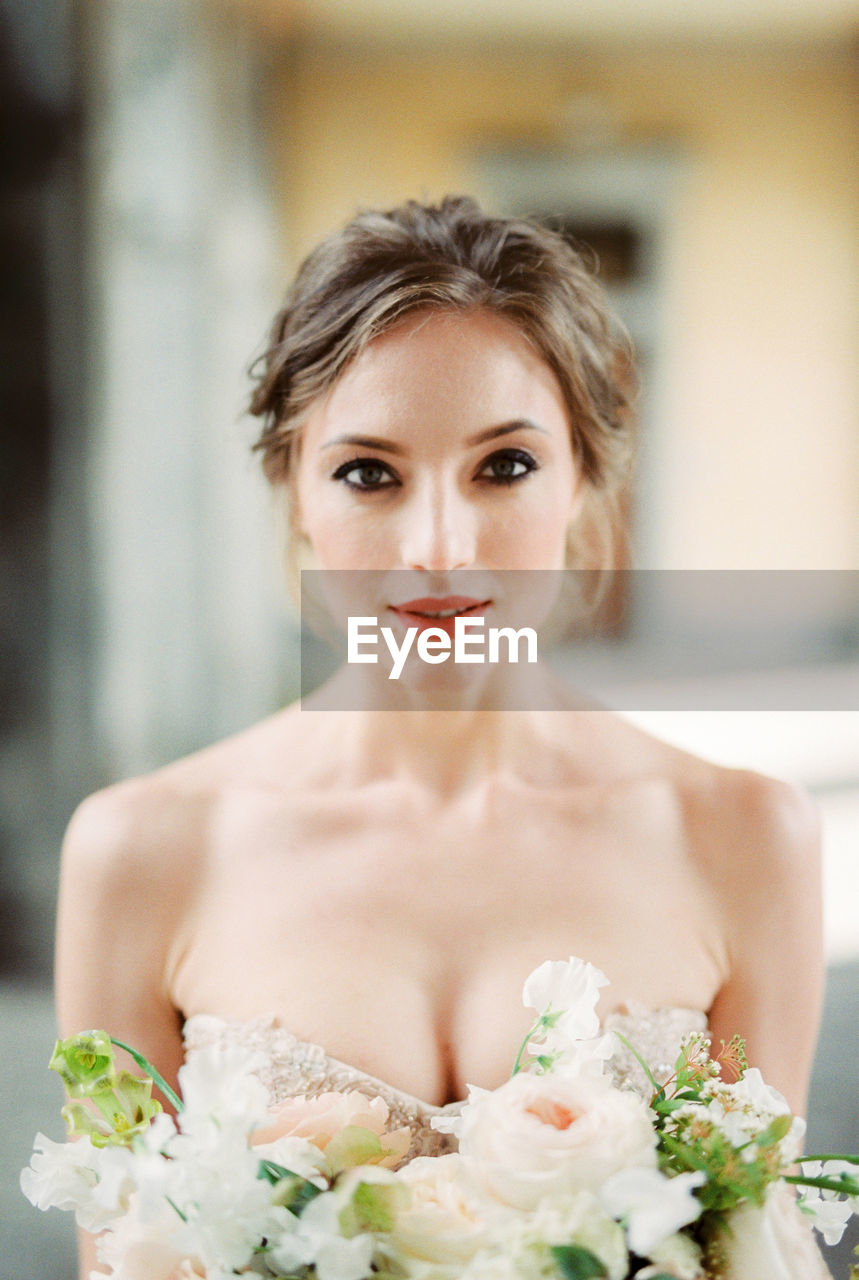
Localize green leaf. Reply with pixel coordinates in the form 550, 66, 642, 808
550, 1244, 608, 1279
324, 1124, 384, 1175
339, 1180, 408, 1236
754, 1114, 792, 1148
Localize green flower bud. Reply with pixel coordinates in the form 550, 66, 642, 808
50, 1031, 117, 1097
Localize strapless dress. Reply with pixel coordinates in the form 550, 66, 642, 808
183, 1005, 708, 1160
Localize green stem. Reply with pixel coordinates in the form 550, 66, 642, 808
110, 1037, 183, 1112
800, 1153, 859, 1165
166, 1196, 188, 1223
511, 1016, 544, 1076
785, 1174, 859, 1195
612, 1030, 662, 1098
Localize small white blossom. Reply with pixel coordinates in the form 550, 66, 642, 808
699, 1069, 805, 1162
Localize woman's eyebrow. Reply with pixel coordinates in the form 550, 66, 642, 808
321, 419, 547, 454
465, 418, 548, 446
321, 434, 406, 455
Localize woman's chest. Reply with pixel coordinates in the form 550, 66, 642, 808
179, 775, 707, 947
169, 777, 725, 1054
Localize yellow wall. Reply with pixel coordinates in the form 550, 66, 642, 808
268, 42, 859, 568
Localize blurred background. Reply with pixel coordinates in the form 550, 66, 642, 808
2, 0, 858, 1274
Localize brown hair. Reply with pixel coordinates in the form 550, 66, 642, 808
249, 195, 636, 567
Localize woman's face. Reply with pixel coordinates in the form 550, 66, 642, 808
294, 308, 582, 575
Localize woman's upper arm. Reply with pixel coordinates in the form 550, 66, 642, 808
706, 771, 825, 1119
55, 784, 187, 1093
56, 784, 193, 1279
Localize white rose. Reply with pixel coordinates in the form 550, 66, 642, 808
457, 1071, 657, 1211
389, 1154, 503, 1268
715, 1183, 834, 1280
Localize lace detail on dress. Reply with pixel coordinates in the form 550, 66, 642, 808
603, 1003, 709, 1098
183, 1005, 707, 1162
183, 1013, 460, 1160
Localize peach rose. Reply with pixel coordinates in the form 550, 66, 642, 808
253, 1090, 411, 1172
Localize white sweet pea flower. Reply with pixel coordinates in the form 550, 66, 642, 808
798, 1192, 854, 1246
167, 1134, 286, 1273
267, 1188, 376, 1280
522, 957, 614, 1077
523, 957, 609, 1040
21, 1133, 104, 1230
21, 1134, 139, 1234
797, 1163, 858, 1246
176, 1045, 270, 1143
600, 1167, 705, 1256
801, 1159, 859, 1209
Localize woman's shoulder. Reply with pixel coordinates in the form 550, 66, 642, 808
600, 716, 820, 873
646, 733, 821, 892
60, 707, 306, 886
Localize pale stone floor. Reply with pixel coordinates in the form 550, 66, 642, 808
4, 969, 858, 1280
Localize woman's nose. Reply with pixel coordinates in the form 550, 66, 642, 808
399, 481, 477, 572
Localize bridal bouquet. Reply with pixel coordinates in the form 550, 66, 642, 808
21, 959, 859, 1280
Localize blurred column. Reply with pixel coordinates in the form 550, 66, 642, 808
83, 0, 294, 778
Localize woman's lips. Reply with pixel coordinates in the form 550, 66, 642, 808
388, 595, 492, 635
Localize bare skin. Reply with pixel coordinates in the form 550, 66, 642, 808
57, 308, 825, 1276
57, 702, 823, 1111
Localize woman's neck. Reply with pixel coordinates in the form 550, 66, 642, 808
295, 663, 599, 796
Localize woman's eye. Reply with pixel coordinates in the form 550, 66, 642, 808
332, 458, 398, 491
478, 449, 539, 485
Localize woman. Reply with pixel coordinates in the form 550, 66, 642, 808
56, 196, 826, 1276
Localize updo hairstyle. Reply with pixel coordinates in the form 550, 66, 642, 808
249, 195, 637, 569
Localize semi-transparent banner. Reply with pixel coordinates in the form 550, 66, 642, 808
298, 570, 859, 711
